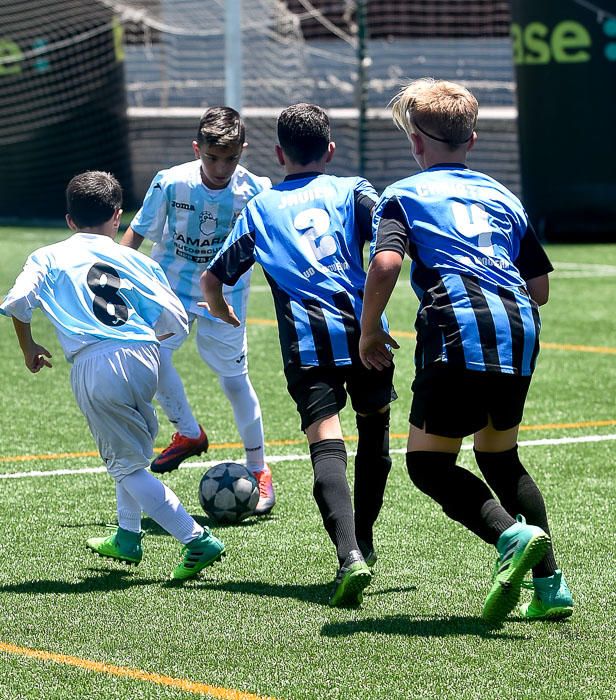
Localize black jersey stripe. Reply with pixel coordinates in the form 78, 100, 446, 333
264, 271, 299, 369
460, 275, 501, 370
429, 277, 465, 366
498, 287, 525, 374
332, 290, 361, 364
303, 297, 335, 366
529, 300, 541, 372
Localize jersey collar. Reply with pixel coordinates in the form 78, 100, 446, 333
428, 163, 469, 170
283, 171, 323, 182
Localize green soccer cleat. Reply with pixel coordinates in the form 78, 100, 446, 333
86, 526, 143, 566
328, 550, 372, 608
357, 539, 377, 569
482, 515, 550, 625
520, 569, 574, 621
171, 529, 226, 580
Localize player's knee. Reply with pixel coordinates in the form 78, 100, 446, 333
219, 372, 251, 397
405, 450, 457, 496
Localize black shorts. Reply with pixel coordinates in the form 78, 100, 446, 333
409, 364, 532, 438
285, 362, 397, 432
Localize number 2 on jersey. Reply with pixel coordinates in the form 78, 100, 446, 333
294, 208, 336, 262
87, 264, 128, 326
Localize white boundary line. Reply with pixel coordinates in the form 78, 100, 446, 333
1, 433, 615, 480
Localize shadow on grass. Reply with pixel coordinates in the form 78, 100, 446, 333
320, 614, 526, 640
0, 568, 160, 595
141, 514, 269, 536
59, 514, 271, 537
168, 577, 333, 606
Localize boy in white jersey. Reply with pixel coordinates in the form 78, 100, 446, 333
0, 171, 225, 580
121, 106, 275, 515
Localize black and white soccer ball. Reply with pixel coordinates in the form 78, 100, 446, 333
199, 462, 259, 523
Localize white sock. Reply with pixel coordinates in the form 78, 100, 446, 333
115, 482, 142, 533
156, 347, 201, 439
119, 469, 203, 544
219, 373, 265, 469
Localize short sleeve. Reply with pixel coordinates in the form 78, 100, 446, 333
0, 251, 48, 322
514, 223, 554, 280
129, 171, 169, 243
371, 195, 408, 259
207, 208, 257, 285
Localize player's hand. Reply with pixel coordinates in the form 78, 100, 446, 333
359, 329, 399, 371
24, 343, 52, 373
197, 300, 241, 328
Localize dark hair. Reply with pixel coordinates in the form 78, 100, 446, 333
196, 106, 245, 148
66, 171, 122, 228
277, 103, 330, 165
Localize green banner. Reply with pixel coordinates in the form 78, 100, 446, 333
511, 0, 616, 239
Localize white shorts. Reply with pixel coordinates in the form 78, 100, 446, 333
161, 311, 248, 377
70, 340, 160, 480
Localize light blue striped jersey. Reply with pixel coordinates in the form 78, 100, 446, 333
129, 160, 271, 320
0, 233, 189, 362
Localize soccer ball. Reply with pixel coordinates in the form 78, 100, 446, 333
198, 462, 259, 523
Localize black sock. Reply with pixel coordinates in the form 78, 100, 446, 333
406, 451, 515, 544
354, 409, 392, 552
310, 439, 358, 565
474, 446, 558, 577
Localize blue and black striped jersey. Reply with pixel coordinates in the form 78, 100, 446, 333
373, 164, 553, 376
208, 172, 382, 368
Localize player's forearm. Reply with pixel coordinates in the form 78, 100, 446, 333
119, 227, 144, 249
361, 251, 403, 332
12, 317, 35, 356
200, 269, 225, 307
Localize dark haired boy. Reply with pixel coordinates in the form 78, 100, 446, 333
201, 103, 396, 607
0, 170, 225, 579
121, 107, 275, 514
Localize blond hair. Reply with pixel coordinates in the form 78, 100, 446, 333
390, 78, 478, 150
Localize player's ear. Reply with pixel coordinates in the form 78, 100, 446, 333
113, 208, 123, 228
467, 131, 478, 152
192, 140, 201, 159
410, 131, 423, 155
325, 141, 335, 163
242, 141, 248, 151
275, 144, 286, 166
65, 214, 78, 231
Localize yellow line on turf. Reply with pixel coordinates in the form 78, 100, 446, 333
540, 341, 616, 355
1, 419, 616, 465
0, 641, 276, 700
247, 318, 616, 355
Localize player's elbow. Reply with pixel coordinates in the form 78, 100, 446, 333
526, 274, 549, 306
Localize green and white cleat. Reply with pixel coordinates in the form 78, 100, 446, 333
520, 569, 573, 621
86, 526, 143, 566
329, 550, 372, 608
171, 529, 226, 580
357, 539, 377, 570
482, 515, 550, 625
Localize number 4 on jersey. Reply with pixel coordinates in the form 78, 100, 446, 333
451, 201, 494, 256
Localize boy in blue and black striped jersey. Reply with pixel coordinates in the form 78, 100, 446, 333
202, 104, 396, 607
360, 79, 573, 624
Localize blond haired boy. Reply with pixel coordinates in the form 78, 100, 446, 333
360, 79, 573, 624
